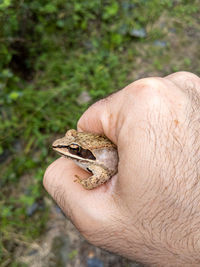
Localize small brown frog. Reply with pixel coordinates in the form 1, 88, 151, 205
52, 129, 118, 190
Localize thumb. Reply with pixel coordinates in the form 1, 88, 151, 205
43, 147, 119, 241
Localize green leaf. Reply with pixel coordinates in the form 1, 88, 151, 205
2, 206, 12, 218
0, 0, 11, 9
8, 91, 20, 100
103, 2, 119, 20
42, 3, 57, 13
111, 33, 123, 46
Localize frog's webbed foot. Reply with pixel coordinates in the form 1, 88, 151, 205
74, 175, 100, 190
74, 166, 110, 190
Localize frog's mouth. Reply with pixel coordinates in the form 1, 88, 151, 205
52, 145, 96, 160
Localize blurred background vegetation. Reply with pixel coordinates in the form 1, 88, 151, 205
0, 0, 199, 266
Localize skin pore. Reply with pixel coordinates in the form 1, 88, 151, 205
44, 71, 200, 266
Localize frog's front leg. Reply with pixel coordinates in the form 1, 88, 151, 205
75, 165, 111, 190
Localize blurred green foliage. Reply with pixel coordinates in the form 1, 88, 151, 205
0, 0, 199, 265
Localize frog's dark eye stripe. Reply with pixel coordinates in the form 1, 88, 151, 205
67, 144, 96, 160
80, 148, 96, 160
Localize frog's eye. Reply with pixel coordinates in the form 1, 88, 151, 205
68, 144, 81, 154
69, 144, 80, 150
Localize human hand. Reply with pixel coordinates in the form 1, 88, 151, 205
44, 71, 200, 266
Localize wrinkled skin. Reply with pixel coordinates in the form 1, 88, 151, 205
44, 71, 200, 266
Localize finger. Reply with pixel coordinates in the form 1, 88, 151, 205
77, 95, 122, 144
43, 157, 118, 232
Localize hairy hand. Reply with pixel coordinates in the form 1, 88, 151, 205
44, 71, 200, 266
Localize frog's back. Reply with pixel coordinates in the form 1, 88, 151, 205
76, 131, 115, 150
